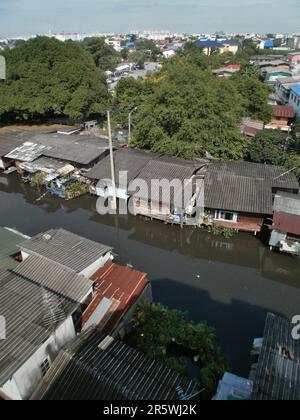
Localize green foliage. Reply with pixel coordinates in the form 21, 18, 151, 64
202, 223, 238, 238
0, 37, 109, 123
30, 172, 45, 189
114, 54, 274, 160
135, 39, 161, 62
81, 37, 120, 71
131, 301, 228, 398
247, 129, 300, 180
247, 129, 287, 165
65, 182, 87, 199
234, 75, 273, 122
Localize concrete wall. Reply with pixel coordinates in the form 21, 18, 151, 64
0, 158, 4, 170
95, 180, 129, 200
80, 252, 113, 278
289, 91, 300, 117
1, 316, 76, 400
113, 282, 153, 340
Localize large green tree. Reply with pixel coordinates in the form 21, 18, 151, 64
81, 37, 120, 71
0, 37, 109, 122
115, 59, 253, 159
247, 129, 288, 165
247, 128, 300, 179
131, 301, 228, 399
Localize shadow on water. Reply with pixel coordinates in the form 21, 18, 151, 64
1, 173, 300, 376
153, 278, 287, 377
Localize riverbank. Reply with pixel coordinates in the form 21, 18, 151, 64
1, 172, 300, 376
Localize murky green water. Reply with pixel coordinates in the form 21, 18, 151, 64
1, 173, 300, 376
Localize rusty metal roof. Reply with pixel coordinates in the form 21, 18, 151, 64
273, 105, 295, 119
82, 262, 149, 335
272, 212, 300, 236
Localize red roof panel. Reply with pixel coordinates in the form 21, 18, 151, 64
82, 262, 149, 334
273, 105, 295, 119
272, 212, 300, 235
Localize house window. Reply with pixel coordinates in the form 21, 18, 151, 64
214, 210, 238, 223
41, 358, 51, 377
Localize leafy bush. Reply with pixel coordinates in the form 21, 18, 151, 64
30, 172, 45, 189
130, 301, 228, 399
65, 182, 87, 199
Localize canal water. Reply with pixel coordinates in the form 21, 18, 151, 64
1, 173, 300, 377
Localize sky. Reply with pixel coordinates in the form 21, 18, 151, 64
0, 0, 299, 37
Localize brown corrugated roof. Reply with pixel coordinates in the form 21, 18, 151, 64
82, 262, 149, 334
272, 212, 300, 235
273, 105, 295, 119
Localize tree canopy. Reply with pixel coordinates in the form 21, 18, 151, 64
130, 301, 228, 399
81, 37, 120, 71
114, 55, 272, 160
248, 128, 300, 179
0, 37, 109, 122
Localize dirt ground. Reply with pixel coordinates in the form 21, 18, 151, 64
0, 124, 76, 134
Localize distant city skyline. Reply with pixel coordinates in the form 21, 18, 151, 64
0, 0, 299, 38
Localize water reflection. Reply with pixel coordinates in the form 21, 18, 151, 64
1, 173, 300, 375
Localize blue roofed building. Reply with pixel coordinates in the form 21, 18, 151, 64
194, 39, 225, 56
260, 40, 274, 49
288, 85, 300, 117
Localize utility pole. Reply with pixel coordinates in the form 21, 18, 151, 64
128, 107, 137, 146
107, 110, 117, 211
128, 111, 132, 146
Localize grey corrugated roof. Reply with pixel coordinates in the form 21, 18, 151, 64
19, 229, 112, 273
205, 173, 273, 214
134, 157, 203, 205
0, 227, 28, 270
87, 148, 156, 186
0, 137, 24, 158
0, 268, 79, 387
252, 313, 300, 400
19, 157, 73, 174
207, 161, 299, 190
273, 193, 300, 216
14, 255, 93, 302
33, 329, 201, 401
33, 134, 110, 166
204, 161, 299, 215
5, 142, 50, 162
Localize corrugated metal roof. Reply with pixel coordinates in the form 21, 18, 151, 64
134, 157, 204, 206
204, 161, 299, 215
0, 227, 28, 270
208, 161, 299, 190
19, 157, 74, 175
273, 105, 295, 118
252, 313, 300, 400
205, 173, 273, 214
272, 212, 300, 235
14, 255, 93, 302
195, 39, 225, 48
5, 142, 50, 162
19, 229, 112, 273
0, 137, 23, 158
82, 262, 149, 334
0, 268, 79, 387
34, 134, 111, 166
87, 148, 156, 186
273, 192, 300, 216
32, 328, 201, 400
